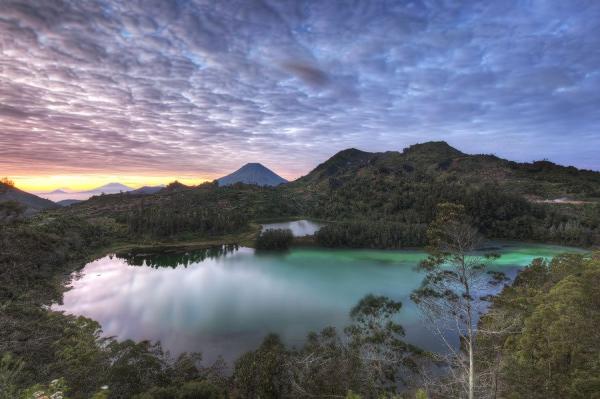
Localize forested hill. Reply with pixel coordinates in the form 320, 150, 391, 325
289, 141, 600, 246
293, 141, 600, 200
50, 141, 600, 247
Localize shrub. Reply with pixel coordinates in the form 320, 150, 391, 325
255, 228, 294, 250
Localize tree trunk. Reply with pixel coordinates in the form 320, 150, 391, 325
469, 337, 474, 399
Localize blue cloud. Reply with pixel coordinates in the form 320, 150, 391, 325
0, 0, 599, 179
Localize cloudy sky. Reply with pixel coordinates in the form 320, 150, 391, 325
1, 0, 599, 190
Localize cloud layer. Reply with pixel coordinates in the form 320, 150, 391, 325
1, 0, 600, 181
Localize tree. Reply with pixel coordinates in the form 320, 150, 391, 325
345, 295, 421, 391
233, 334, 291, 398
288, 295, 423, 398
0, 353, 23, 399
0, 177, 14, 188
411, 203, 499, 399
0, 200, 26, 223
255, 229, 294, 250
476, 253, 600, 398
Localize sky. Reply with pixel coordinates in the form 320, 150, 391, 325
1, 0, 600, 191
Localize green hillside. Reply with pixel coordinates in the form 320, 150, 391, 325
290, 142, 600, 247
43, 142, 600, 247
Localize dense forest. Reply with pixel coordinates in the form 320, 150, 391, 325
291, 143, 600, 247
315, 221, 427, 248
475, 252, 600, 398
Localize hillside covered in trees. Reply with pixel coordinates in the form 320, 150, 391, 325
44, 141, 600, 247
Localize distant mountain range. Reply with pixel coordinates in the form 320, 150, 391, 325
56, 199, 83, 207
217, 163, 288, 187
51, 141, 600, 248
79, 182, 133, 194
24, 140, 599, 249
38, 183, 165, 202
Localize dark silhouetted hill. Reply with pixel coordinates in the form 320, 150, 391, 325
217, 163, 288, 187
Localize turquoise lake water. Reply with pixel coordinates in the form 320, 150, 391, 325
54, 241, 584, 365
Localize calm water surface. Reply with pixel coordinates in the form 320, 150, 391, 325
54, 241, 584, 364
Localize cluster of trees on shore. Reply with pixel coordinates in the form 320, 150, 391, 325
255, 228, 294, 250
315, 221, 427, 248
232, 295, 424, 398
303, 176, 600, 248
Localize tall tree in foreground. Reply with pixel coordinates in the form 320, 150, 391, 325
411, 203, 498, 399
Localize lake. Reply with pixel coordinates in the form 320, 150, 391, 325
54, 240, 584, 366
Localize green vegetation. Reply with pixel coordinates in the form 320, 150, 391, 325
290, 142, 600, 247
255, 228, 294, 250
316, 221, 426, 248
475, 252, 600, 398
123, 202, 247, 238
0, 200, 26, 223
232, 294, 422, 398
